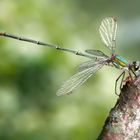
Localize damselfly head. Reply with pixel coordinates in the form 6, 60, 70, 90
132, 61, 140, 71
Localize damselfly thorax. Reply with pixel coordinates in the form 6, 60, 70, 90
105, 54, 128, 69
107, 54, 139, 72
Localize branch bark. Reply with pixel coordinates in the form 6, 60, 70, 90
97, 76, 140, 140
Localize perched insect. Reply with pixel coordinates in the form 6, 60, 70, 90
0, 17, 139, 96
56, 17, 140, 96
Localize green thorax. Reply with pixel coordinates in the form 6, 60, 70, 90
113, 55, 129, 69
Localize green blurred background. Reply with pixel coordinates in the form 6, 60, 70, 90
0, 0, 140, 140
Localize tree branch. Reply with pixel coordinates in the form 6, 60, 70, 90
97, 76, 140, 140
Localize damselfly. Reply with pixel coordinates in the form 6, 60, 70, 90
0, 17, 139, 96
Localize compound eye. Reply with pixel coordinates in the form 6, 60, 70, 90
134, 61, 140, 71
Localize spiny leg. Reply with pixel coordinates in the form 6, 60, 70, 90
120, 71, 125, 90
125, 69, 137, 83
130, 69, 137, 78
115, 71, 125, 96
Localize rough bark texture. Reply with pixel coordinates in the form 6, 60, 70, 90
97, 76, 140, 140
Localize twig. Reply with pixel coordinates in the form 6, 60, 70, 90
97, 76, 140, 140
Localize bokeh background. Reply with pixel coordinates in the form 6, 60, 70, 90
0, 0, 140, 140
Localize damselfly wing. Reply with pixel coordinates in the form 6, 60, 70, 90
56, 59, 106, 96
99, 17, 117, 53
56, 17, 118, 96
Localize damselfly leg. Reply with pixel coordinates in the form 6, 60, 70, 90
115, 71, 125, 96
115, 68, 138, 96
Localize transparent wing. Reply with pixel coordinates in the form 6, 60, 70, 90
77, 58, 108, 72
85, 50, 108, 58
77, 60, 98, 72
56, 60, 106, 96
99, 17, 117, 51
